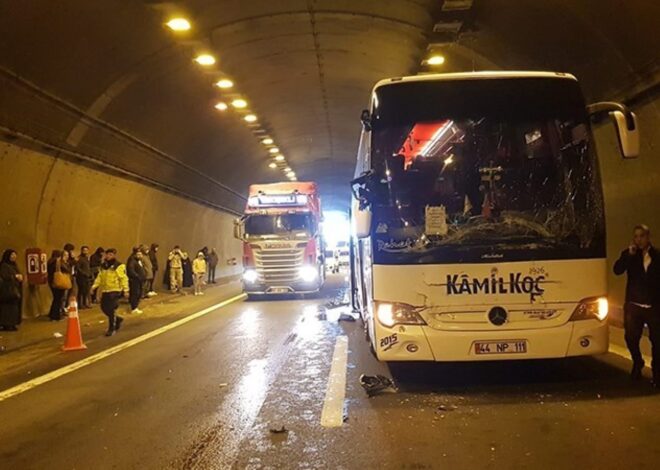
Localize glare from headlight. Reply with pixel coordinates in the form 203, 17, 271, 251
596, 297, 608, 321
298, 266, 318, 283
243, 269, 258, 283
376, 302, 426, 327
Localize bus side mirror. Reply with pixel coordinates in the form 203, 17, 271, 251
352, 199, 372, 239
611, 110, 639, 159
587, 101, 640, 159
233, 218, 245, 240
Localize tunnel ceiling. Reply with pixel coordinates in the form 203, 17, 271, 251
0, 0, 658, 212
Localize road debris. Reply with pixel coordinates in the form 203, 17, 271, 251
338, 312, 356, 322
269, 426, 288, 434
53, 332, 63, 338
359, 374, 397, 397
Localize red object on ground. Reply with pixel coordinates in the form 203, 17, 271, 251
62, 298, 87, 352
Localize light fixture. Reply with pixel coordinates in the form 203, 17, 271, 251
214, 102, 228, 111
274, 155, 285, 162
231, 98, 248, 109
216, 79, 234, 89
286, 171, 296, 178
284, 167, 292, 172
268, 162, 277, 169
194, 54, 216, 66
166, 18, 191, 31
268, 147, 279, 154
244, 114, 257, 122
262, 138, 274, 145
427, 55, 445, 65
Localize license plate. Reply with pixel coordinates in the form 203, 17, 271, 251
474, 340, 527, 355
270, 287, 289, 294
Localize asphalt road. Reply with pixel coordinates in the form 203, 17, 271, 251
1, 273, 658, 470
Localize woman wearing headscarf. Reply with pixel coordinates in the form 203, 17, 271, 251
47, 250, 70, 321
0, 249, 23, 331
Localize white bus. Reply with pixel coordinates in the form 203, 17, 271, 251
350, 71, 639, 361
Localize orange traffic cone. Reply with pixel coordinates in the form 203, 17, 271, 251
62, 297, 87, 351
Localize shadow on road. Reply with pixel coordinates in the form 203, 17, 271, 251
386, 356, 656, 403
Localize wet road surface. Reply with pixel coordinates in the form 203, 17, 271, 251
0, 274, 658, 469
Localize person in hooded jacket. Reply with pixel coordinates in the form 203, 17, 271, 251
76, 246, 92, 309
192, 252, 207, 295
149, 243, 159, 293
126, 248, 146, 314
0, 249, 23, 331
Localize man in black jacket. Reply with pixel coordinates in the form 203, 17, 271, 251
613, 224, 660, 387
126, 248, 147, 315
75, 246, 92, 309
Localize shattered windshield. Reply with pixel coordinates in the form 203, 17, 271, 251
245, 214, 312, 237
370, 78, 605, 264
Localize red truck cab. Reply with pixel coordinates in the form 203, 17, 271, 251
234, 182, 325, 298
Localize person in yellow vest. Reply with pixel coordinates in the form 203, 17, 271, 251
92, 248, 129, 336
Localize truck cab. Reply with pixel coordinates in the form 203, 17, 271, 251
235, 182, 325, 298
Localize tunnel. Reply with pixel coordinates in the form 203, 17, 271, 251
0, 0, 660, 468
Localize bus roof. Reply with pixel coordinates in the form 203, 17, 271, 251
372, 71, 577, 93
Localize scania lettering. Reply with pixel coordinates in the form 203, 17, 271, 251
350, 71, 640, 361
235, 182, 325, 298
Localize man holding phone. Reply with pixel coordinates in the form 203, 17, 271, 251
613, 224, 660, 388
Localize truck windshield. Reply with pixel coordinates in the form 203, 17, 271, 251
370, 77, 605, 264
245, 214, 312, 237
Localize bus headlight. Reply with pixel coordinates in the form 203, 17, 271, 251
570, 297, 608, 321
376, 302, 426, 328
298, 266, 318, 283
243, 269, 258, 283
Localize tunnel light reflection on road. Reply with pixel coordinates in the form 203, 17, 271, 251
237, 307, 261, 338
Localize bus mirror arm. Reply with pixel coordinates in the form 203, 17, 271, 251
587, 101, 640, 159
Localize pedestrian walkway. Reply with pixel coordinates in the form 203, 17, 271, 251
0, 277, 241, 391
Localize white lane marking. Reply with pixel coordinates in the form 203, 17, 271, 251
609, 343, 652, 365
320, 335, 348, 428
0, 293, 246, 403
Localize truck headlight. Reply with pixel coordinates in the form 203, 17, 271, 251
569, 297, 608, 321
298, 266, 318, 283
376, 302, 426, 328
243, 269, 258, 283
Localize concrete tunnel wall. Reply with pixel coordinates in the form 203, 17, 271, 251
0, 140, 243, 318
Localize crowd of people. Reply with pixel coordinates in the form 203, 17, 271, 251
0, 243, 221, 336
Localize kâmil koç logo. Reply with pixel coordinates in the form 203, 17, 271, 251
446, 272, 546, 297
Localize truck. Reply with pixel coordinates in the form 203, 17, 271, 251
350, 71, 639, 362
234, 182, 325, 298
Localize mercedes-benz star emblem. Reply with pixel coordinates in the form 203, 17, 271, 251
488, 307, 508, 326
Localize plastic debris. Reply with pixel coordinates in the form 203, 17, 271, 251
437, 404, 457, 412
219, 383, 228, 388
359, 374, 397, 397
269, 426, 288, 434
53, 332, 63, 338
338, 312, 357, 322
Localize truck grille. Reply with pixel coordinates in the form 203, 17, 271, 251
254, 247, 305, 284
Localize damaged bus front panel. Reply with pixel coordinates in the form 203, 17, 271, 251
351, 72, 621, 362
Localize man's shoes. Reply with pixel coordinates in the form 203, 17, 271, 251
631, 362, 644, 381
105, 329, 116, 337
131, 309, 143, 315
147, 291, 157, 298
115, 316, 124, 331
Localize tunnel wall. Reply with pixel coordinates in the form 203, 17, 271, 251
594, 96, 660, 315
0, 140, 243, 318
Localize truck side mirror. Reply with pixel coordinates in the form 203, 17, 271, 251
610, 110, 639, 159
587, 101, 640, 159
351, 198, 372, 239
233, 218, 245, 240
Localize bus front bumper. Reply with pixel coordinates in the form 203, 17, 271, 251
374, 319, 609, 362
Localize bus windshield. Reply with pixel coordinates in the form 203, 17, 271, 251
370, 77, 605, 264
244, 213, 313, 237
